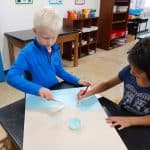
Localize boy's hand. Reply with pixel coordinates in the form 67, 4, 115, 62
78, 80, 92, 86
106, 116, 133, 130
39, 87, 54, 100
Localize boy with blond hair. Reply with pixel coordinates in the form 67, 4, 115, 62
7, 6, 90, 100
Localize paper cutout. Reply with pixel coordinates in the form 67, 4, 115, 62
26, 94, 64, 113
26, 87, 101, 112
68, 118, 81, 130
77, 95, 99, 111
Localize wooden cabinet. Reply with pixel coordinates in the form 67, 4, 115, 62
63, 17, 99, 59
98, 0, 130, 50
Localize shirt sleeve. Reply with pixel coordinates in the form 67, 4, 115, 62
55, 49, 80, 85
6, 52, 42, 95
118, 65, 131, 81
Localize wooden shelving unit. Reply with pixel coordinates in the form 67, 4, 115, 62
98, 0, 130, 50
63, 17, 99, 60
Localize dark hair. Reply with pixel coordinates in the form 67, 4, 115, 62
127, 37, 150, 80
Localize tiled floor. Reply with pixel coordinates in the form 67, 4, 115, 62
0, 41, 136, 108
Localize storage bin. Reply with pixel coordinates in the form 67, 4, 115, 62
0, 52, 5, 82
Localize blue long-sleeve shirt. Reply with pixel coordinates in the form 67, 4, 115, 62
6, 38, 80, 95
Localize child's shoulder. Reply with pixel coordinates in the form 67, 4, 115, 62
52, 43, 60, 52
122, 65, 130, 72
119, 65, 131, 81
120, 65, 130, 75
21, 41, 37, 54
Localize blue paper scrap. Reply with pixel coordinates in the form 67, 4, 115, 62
68, 118, 81, 130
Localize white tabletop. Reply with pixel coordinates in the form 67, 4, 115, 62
23, 88, 127, 150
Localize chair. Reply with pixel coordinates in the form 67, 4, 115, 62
0, 52, 5, 82
24, 71, 32, 100
128, 21, 139, 39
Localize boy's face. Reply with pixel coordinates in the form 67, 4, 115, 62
33, 27, 58, 49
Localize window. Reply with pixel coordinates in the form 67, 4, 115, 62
144, 0, 150, 8
130, 0, 143, 9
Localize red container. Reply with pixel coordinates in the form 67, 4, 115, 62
110, 30, 126, 40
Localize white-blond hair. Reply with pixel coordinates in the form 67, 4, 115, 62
33, 6, 62, 32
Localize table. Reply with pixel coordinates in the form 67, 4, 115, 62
0, 82, 82, 150
137, 32, 150, 39
128, 18, 149, 39
0, 82, 150, 150
100, 97, 150, 150
5, 28, 79, 67
23, 89, 126, 150
0, 124, 8, 149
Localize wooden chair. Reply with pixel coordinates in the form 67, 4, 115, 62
0, 124, 16, 150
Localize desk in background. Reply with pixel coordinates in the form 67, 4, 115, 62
5, 29, 79, 67
128, 18, 149, 39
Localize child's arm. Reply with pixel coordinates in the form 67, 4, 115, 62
131, 115, 150, 126
7, 63, 54, 100
55, 46, 92, 86
56, 67, 80, 85
6, 53, 42, 95
55, 50, 80, 84
106, 115, 150, 130
77, 75, 122, 100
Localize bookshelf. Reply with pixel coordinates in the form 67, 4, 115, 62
63, 17, 99, 60
98, 0, 130, 50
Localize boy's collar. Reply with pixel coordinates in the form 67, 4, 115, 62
33, 37, 58, 52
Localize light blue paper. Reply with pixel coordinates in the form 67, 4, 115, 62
68, 118, 81, 130
26, 87, 101, 111
77, 95, 99, 111
26, 95, 63, 109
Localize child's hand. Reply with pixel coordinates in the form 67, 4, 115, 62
78, 80, 92, 86
106, 116, 133, 130
77, 80, 92, 101
39, 87, 54, 100
77, 89, 88, 100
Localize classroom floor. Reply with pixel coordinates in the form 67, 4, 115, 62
0, 40, 136, 108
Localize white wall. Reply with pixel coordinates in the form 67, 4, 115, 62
0, 0, 100, 70
130, 0, 150, 30
142, 8, 150, 30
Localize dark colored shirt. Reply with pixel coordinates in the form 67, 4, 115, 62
119, 65, 150, 115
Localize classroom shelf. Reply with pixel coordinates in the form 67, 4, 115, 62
63, 17, 99, 59
98, 0, 130, 50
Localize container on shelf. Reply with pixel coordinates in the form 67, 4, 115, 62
110, 30, 126, 40
63, 17, 99, 59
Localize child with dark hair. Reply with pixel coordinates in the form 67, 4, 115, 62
77, 37, 150, 130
